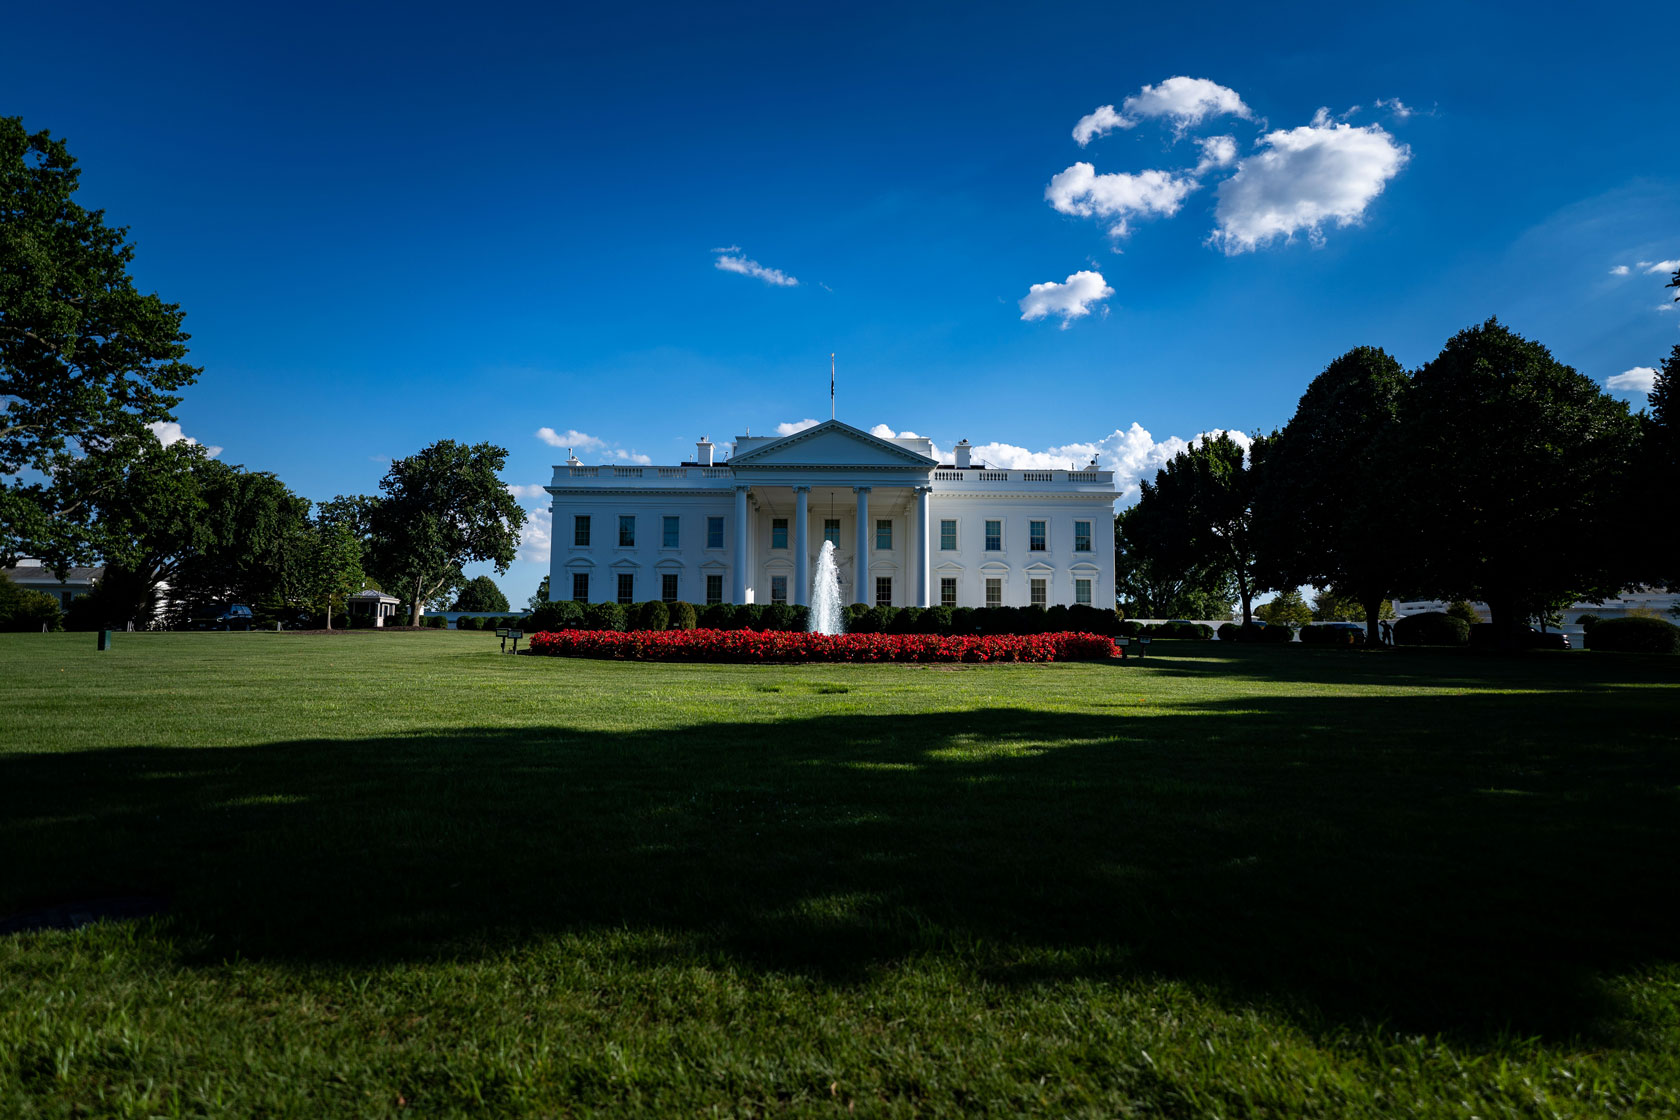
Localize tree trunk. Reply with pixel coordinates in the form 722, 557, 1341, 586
325, 603, 332, 631
1363, 593, 1382, 647
411, 574, 424, 627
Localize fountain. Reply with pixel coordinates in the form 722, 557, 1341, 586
807, 539, 845, 634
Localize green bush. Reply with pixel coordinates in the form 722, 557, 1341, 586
582, 602, 626, 632
734, 603, 764, 631
1217, 622, 1241, 642
922, 605, 953, 633
1584, 616, 1680, 654
948, 606, 977, 634
698, 603, 733, 629
867, 605, 897, 634
761, 602, 792, 632
888, 606, 920, 634
0, 577, 63, 632
1446, 600, 1480, 625
667, 601, 698, 631
1300, 624, 1362, 647
529, 600, 584, 631
635, 601, 669, 632
1019, 604, 1048, 634
1573, 613, 1602, 630
787, 604, 810, 632
1393, 612, 1470, 646
846, 603, 878, 633
454, 616, 478, 631
425, 616, 446, 629
1154, 621, 1213, 639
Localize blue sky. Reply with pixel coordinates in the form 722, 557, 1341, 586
7, 1, 1678, 604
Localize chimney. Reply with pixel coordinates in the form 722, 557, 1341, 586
696, 437, 714, 467
567, 448, 582, 466
953, 439, 971, 469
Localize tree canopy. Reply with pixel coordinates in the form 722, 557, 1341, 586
1, 118, 200, 567
368, 441, 525, 626
453, 575, 509, 613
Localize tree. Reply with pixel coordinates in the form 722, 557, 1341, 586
453, 575, 509, 613
1129, 432, 1272, 625
368, 441, 525, 626
169, 466, 312, 619
296, 521, 365, 629
1257, 346, 1410, 645
1644, 345, 1679, 591
1255, 588, 1313, 627
528, 574, 550, 610
1114, 506, 1235, 618
1404, 319, 1643, 643
1, 118, 201, 567
1311, 590, 1393, 622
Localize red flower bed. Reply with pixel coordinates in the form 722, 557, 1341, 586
526, 628, 1119, 664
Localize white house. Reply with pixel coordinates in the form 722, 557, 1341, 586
544, 420, 1117, 609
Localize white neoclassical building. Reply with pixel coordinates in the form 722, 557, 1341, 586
544, 420, 1117, 609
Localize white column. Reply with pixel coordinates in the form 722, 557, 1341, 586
732, 485, 749, 604
915, 486, 931, 607
853, 486, 871, 605
794, 486, 810, 606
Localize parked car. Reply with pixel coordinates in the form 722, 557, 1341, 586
214, 604, 254, 631
1469, 623, 1571, 650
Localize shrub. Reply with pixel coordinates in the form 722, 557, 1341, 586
1584, 616, 1680, 654
948, 607, 976, 635
0, 578, 63, 632
888, 606, 921, 634
1154, 621, 1213, 639
453, 616, 476, 631
1116, 618, 1143, 638
733, 604, 763, 631
787, 604, 810, 632
845, 603, 874, 633
1446, 600, 1480, 625
1573, 613, 1602, 630
1019, 604, 1048, 634
698, 603, 734, 629
1217, 622, 1241, 642
1300, 624, 1362, 647
867, 605, 897, 634
922, 605, 953, 634
582, 602, 627, 632
761, 602, 792, 632
1393, 612, 1470, 646
528, 628, 1120, 663
668, 601, 698, 630
529, 600, 584, 631
636, 601, 670, 632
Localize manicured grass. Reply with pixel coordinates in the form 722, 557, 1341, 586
2, 631, 1677, 1117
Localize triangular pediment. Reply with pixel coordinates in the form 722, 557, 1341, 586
729, 420, 936, 468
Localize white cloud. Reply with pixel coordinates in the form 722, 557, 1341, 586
1607, 367, 1657, 393
147, 421, 222, 458
1375, 97, 1414, 119
1045, 163, 1198, 237
868, 423, 897, 439
1120, 76, 1252, 134
713, 249, 799, 287
1195, 135, 1238, 174
506, 483, 548, 500
1018, 270, 1115, 328
516, 506, 552, 565
536, 427, 649, 464
1210, 114, 1410, 253
775, 419, 820, 436
1643, 259, 1679, 274
1072, 104, 1131, 146
1659, 304, 1676, 313
966, 423, 1252, 504
1609, 265, 1631, 276
862, 425, 942, 461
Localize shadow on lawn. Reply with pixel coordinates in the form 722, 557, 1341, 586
2, 675, 1677, 1043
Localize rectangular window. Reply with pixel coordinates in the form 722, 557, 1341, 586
1074, 520, 1092, 552
875, 576, 892, 607
771, 575, 787, 603
571, 572, 589, 602
705, 574, 723, 605
661, 573, 678, 602
706, 516, 724, 549
824, 518, 840, 546
984, 520, 1002, 551
662, 515, 680, 548
574, 515, 591, 547
876, 519, 892, 550
1075, 578, 1092, 605
940, 519, 957, 550
1029, 521, 1046, 551
940, 577, 957, 608
985, 578, 1002, 607
772, 518, 788, 549
617, 573, 634, 604
618, 515, 636, 548
1030, 578, 1047, 606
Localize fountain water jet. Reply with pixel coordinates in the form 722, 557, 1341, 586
808, 539, 845, 634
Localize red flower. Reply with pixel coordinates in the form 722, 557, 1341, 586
525, 628, 1119, 664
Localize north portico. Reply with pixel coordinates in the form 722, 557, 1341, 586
545, 420, 1116, 610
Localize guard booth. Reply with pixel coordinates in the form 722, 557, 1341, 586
345, 589, 402, 627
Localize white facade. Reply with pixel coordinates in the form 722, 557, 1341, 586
544, 420, 1117, 609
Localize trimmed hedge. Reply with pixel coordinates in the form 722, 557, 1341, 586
1584, 616, 1680, 654
1300, 624, 1364, 647
529, 628, 1120, 663
1393, 612, 1470, 646
668, 601, 698, 630
520, 599, 1123, 638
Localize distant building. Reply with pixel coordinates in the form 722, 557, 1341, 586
544, 419, 1118, 609
2, 563, 102, 609
346, 589, 402, 626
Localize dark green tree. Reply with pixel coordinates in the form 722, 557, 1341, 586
1, 118, 201, 567
1257, 346, 1410, 645
1404, 319, 1642, 642
1114, 506, 1234, 618
369, 441, 525, 626
1129, 432, 1272, 625
453, 574, 509, 613
528, 574, 550, 610
1310, 589, 1393, 622
1644, 345, 1679, 591
170, 466, 312, 618
1254, 587, 1312, 627
296, 520, 365, 629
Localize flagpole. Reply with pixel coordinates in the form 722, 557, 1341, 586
830, 353, 835, 420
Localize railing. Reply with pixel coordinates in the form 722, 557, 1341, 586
613, 467, 644, 478
1021, 471, 1053, 482
702, 468, 732, 477
1069, 470, 1104, 481
934, 470, 965, 480
568, 466, 599, 477
657, 467, 687, 477
977, 470, 1010, 481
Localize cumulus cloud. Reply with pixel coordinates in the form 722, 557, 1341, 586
1610, 265, 1631, 276
868, 423, 897, 439
506, 483, 548, 500
1607, 367, 1657, 393
1018, 270, 1115, 328
1046, 163, 1198, 237
516, 506, 552, 565
966, 424, 1252, 503
713, 248, 799, 286
1195, 135, 1238, 174
1210, 113, 1410, 253
1121, 76, 1252, 134
147, 421, 222, 458
536, 427, 650, 464
775, 419, 821, 436
1072, 104, 1131, 146
1642, 259, 1679, 274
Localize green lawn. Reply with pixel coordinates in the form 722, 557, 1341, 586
2, 632, 1677, 1117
